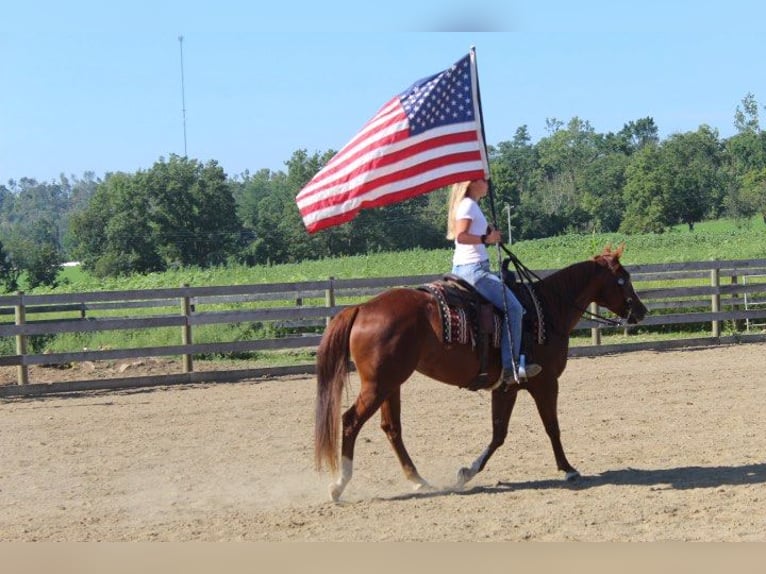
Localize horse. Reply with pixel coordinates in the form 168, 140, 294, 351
314, 244, 647, 502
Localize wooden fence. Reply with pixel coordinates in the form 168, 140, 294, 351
2, 258, 766, 397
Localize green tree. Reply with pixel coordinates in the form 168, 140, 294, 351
60, 171, 101, 259
70, 172, 164, 277
0, 238, 20, 292
240, 169, 297, 264
618, 117, 660, 153
234, 150, 340, 265
233, 168, 278, 265
621, 126, 724, 233
145, 155, 242, 267
528, 117, 596, 236
724, 94, 766, 224
621, 144, 667, 233
579, 145, 629, 232
661, 126, 724, 230
0, 184, 14, 226
734, 92, 760, 134
575, 119, 656, 233
492, 127, 539, 240
736, 168, 766, 223
6, 216, 63, 288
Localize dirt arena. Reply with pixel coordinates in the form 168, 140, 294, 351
1, 344, 765, 541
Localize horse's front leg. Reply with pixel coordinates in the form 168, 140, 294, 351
456, 386, 519, 488
528, 378, 580, 481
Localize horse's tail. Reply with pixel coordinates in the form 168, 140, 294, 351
314, 304, 359, 475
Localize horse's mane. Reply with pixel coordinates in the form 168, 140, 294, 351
537, 243, 626, 303
542, 243, 625, 287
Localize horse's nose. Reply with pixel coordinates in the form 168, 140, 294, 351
629, 301, 647, 323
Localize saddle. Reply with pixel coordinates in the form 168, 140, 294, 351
418, 271, 545, 391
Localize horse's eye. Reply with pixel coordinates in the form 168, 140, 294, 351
617, 277, 626, 286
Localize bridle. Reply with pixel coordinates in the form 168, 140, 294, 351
612, 276, 639, 326
582, 275, 637, 327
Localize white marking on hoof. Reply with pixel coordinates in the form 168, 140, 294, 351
456, 447, 490, 489
455, 467, 473, 489
329, 456, 353, 502
565, 470, 580, 482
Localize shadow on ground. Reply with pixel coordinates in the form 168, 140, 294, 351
376, 462, 766, 502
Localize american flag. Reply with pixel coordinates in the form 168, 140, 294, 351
296, 51, 489, 233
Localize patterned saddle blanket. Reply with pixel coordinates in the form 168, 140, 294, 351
417, 276, 502, 348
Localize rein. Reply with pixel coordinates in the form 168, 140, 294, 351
499, 244, 626, 328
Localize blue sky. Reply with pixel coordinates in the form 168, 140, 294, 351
2, 1, 765, 184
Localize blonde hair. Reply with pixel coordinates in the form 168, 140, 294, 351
446, 181, 472, 240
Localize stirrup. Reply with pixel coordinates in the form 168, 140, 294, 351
518, 354, 541, 380
519, 363, 542, 379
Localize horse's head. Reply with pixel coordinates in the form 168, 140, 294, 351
592, 244, 647, 325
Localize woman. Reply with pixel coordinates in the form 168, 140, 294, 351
446, 178, 541, 385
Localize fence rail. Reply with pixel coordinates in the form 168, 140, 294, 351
2, 258, 766, 397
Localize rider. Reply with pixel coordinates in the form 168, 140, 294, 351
446, 178, 541, 385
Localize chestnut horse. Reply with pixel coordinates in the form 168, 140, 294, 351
314, 245, 647, 501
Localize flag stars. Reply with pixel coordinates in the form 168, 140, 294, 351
399, 55, 476, 136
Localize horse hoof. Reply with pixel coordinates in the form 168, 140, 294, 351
565, 470, 580, 482
413, 480, 432, 492
455, 467, 472, 489
329, 484, 343, 502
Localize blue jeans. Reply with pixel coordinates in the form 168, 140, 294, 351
451, 260, 523, 370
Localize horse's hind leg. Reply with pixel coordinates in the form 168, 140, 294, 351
380, 388, 430, 491
330, 386, 385, 502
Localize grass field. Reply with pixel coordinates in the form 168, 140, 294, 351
47, 216, 766, 294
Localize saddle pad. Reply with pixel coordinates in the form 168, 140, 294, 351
419, 282, 501, 348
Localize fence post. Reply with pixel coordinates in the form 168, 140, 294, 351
730, 274, 741, 332
590, 302, 601, 346
181, 283, 193, 373
325, 277, 335, 327
711, 268, 721, 337
15, 291, 28, 385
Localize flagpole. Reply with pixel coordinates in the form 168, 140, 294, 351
471, 46, 520, 385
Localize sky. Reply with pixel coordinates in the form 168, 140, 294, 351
2, 0, 766, 184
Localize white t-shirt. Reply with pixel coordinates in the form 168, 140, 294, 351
452, 197, 489, 265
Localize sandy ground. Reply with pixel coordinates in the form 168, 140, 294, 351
1, 344, 765, 542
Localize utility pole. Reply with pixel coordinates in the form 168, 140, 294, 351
504, 203, 514, 245
178, 35, 188, 157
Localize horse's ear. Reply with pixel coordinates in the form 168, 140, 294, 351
600, 243, 616, 258
602, 242, 625, 259
596, 243, 625, 270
